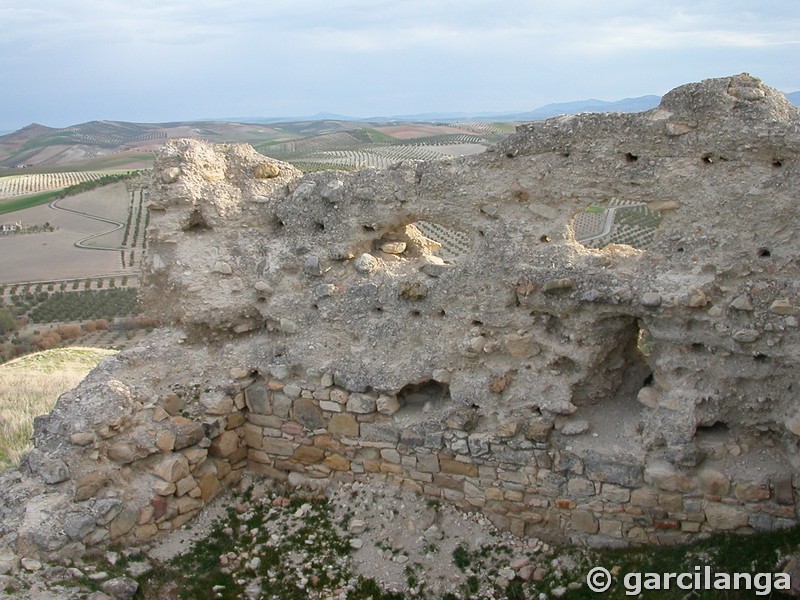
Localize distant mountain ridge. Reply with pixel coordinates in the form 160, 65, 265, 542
223, 95, 665, 124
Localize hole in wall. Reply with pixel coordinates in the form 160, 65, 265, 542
624, 152, 639, 163
573, 318, 654, 407
408, 221, 472, 264
772, 159, 783, 168
753, 352, 768, 362
363, 224, 376, 232
540, 235, 551, 243
561, 152, 571, 158
572, 200, 663, 250
315, 221, 325, 232
701, 154, 713, 164
758, 248, 771, 258
183, 210, 211, 232
396, 380, 451, 416
411, 310, 421, 317
696, 421, 729, 434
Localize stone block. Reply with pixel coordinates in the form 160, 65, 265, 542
247, 414, 283, 428
324, 454, 350, 471
152, 454, 190, 482
416, 453, 439, 473
347, 393, 376, 414
433, 474, 464, 491
630, 487, 658, 507
156, 431, 176, 452
163, 394, 185, 416
171, 418, 205, 450
773, 476, 795, 505
376, 395, 401, 416
705, 502, 749, 530
107, 443, 135, 464
567, 478, 595, 497
601, 484, 631, 504
292, 445, 325, 465
291, 399, 324, 429
697, 468, 730, 495
644, 461, 694, 492
262, 437, 295, 457
571, 510, 598, 534
175, 475, 198, 497
585, 458, 643, 488
198, 473, 222, 503
380, 448, 401, 464
209, 430, 240, 458
75, 471, 108, 501
328, 414, 359, 437
109, 508, 137, 540
599, 519, 623, 538
200, 391, 233, 415
227, 411, 246, 429
245, 382, 271, 414
360, 422, 399, 443
271, 393, 292, 418
734, 481, 770, 502
439, 457, 479, 477
242, 423, 263, 449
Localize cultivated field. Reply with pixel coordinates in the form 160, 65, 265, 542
0, 178, 148, 283
0, 171, 108, 200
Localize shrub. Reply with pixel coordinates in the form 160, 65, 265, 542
0, 309, 17, 336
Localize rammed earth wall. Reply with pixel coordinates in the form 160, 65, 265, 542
1, 74, 799, 561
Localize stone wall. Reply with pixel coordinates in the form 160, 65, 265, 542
1, 73, 799, 561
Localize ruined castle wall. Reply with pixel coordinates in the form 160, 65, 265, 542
2, 74, 799, 561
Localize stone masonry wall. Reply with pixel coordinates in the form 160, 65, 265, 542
1, 73, 799, 562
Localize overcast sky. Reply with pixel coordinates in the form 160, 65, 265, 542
1, 1, 798, 131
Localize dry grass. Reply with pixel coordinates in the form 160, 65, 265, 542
0, 346, 116, 470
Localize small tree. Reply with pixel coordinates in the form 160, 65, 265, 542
0, 309, 17, 335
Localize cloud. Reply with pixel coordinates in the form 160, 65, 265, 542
0, 0, 797, 130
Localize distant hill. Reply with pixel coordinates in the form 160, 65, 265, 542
0, 120, 290, 171
499, 95, 663, 121
3, 90, 797, 171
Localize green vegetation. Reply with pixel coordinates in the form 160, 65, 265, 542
28, 288, 138, 323
0, 189, 61, 215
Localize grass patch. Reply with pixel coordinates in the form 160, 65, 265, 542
0, 189, 61, 215
0, 346, 116, 470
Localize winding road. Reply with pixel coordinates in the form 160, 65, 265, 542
49, 196, 126, 251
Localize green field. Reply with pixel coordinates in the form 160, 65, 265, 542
0, 189, 62, 215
